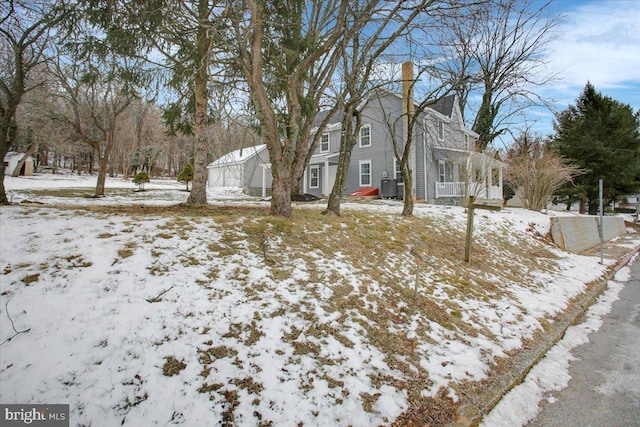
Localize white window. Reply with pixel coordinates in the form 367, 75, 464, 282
359, 160, 372, 186
437, 119, 444, 140
438, 160, 453, 183
359, 124, 371, 147
309, 166, 319, 188
320, 133, 330, 153
464, 134, 470, 150
394, 159, 402, 180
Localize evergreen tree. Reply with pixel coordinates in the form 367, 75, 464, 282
551, 83, 640, 214
177, 163, 194, 191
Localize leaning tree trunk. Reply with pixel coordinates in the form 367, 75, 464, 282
323, 113, 357, 217
11, 140, 37, 177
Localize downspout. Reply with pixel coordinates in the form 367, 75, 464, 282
423, 128, 428, 200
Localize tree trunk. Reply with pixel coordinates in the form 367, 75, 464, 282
323, 112, 357, 217
401, 167, 414, 216
0, 146, 9, 205
588, 198, 599, 215
11, 141, 37, 177
95, 154, 108, 196
186, 1, 210, 206
0, 113, 13, 204
270, 161, 292, 217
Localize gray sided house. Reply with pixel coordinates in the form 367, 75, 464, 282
303, 89, 504, 203
207, 144, 272, 196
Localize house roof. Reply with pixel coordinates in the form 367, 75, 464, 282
314, 91, 458, 128
313, 109, 344, 128
429, 94, 455, 117
207, 144, 267, 168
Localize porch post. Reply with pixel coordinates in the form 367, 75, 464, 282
303, 167, 308, 194
324, 158, 329, 196
487, 159, 492, 199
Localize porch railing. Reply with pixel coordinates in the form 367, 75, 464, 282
435, 182, 503, 199
435, 182, 466, 198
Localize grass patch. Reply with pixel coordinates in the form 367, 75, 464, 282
162, 356, 187, 376
21, 273, 40, 285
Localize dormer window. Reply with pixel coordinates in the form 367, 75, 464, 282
437, 119, 444, 141
320, 133, 330, 153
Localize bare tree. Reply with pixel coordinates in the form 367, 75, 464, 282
50, 47, 140, 196
82, 0, 234, 205
0, 0, 68, 204
377, 65, 458, 216
320, 1, 440, 217
439, 0, 558, 149
224, 0, 349, 217
504, 133, 582, 211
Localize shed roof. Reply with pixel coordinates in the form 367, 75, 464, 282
207, 144, 267, 168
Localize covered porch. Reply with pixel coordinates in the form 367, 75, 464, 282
302, 152, 340, 197
433, 149, 504, 201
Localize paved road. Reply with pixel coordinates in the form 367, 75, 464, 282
527, 260, 640, 427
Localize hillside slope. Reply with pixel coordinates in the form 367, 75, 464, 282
0, 198, 614, 426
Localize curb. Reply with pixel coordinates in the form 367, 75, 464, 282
451, 242, 640, 427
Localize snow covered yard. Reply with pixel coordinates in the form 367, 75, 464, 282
0, 174, 633, 426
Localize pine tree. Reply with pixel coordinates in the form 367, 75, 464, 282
551, 83, 640, 214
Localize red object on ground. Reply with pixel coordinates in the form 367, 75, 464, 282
348, 188, 379, 197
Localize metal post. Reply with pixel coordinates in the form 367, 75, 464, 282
599, 179, 604, 265
413, 261, 421, 301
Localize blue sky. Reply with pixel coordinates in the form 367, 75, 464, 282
527, 0, 640, 138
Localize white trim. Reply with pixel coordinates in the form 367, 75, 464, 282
320, 132, 330, 153
359, 160, 372, 187
359, 124, 372, 148
309, 165, 320, 189
394, 159, 401, 180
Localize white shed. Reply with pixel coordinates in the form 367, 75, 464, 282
3, 151, 34, 176
207, 145, 271, 195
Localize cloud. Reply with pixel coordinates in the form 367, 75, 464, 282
547, 1, 640, 90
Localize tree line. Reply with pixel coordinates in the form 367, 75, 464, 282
5, 0, 633, 217
501, 82, 640, 214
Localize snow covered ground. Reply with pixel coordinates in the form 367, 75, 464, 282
1, 174, 637, 426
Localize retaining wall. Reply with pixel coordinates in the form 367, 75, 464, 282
550, 216, 626, 254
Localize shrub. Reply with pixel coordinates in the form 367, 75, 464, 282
133, 171, 150, 190
177, 163, 194, 191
